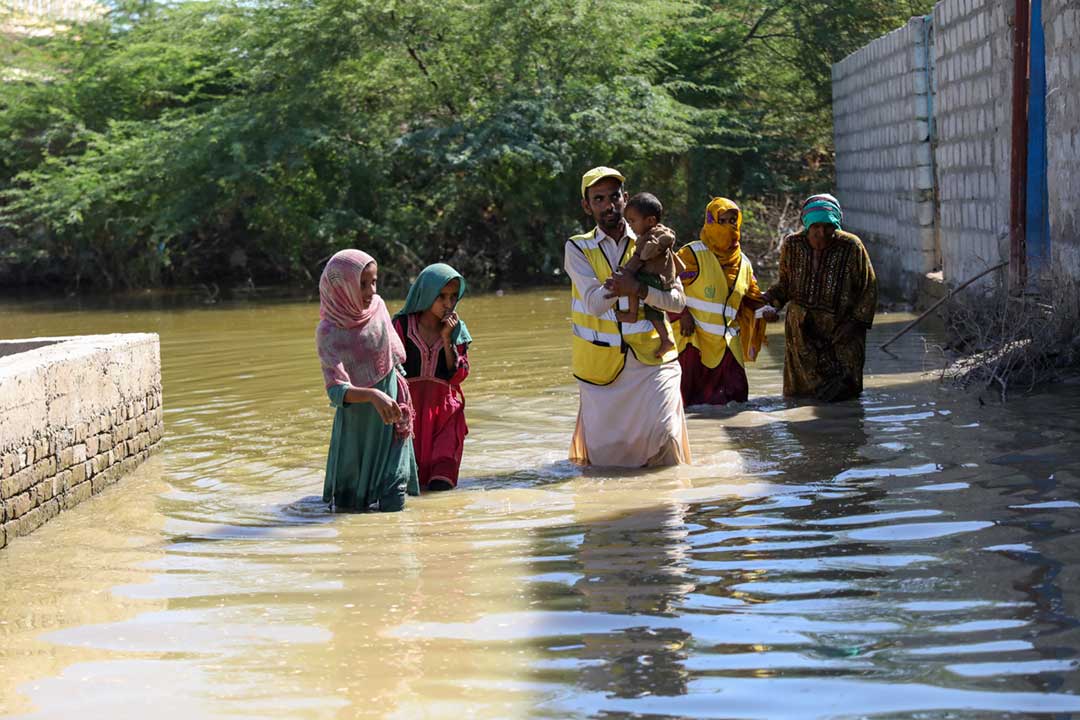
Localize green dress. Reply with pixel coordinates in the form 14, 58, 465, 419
323, 370, 420, 512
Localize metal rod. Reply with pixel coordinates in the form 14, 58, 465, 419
1009, 0, 1031, 292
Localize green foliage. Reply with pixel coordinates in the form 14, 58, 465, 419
0, 0, 934, 290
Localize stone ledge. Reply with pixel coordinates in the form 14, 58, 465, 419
0, 334, 162, 549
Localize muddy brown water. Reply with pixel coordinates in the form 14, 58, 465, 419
2, 288, 1080, 719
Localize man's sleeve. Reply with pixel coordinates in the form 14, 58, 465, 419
564, 240, 619, 316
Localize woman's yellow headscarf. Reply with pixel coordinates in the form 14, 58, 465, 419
683, 196, 767, 362
699, 197, 743, 268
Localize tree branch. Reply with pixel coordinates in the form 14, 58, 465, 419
742, 2, 790, 44
405, 45, 458, 117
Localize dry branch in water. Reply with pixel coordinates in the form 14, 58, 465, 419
739, 196, 800, 276
940, 268, 1080, 401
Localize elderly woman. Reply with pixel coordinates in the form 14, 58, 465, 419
762, 194, 877, 402
673, 197, 768, 406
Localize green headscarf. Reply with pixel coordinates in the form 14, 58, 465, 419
393, 263, 473, 346
801, 193, 843, 232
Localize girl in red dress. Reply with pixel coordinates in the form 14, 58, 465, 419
392, 264, 472, 491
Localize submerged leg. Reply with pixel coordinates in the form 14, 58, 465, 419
427, 477, 454, 491
377, 483, 406, 512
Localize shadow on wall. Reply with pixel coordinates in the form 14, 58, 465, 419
0, 339, 61, 359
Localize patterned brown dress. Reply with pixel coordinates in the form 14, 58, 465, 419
766, 230, 877, 401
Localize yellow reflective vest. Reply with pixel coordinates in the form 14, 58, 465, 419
676, 241, 753, 369
569, 230, 678, 385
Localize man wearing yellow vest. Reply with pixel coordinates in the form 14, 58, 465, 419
564, 166, 691, 467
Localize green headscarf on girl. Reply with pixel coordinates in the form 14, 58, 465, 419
393, 263, 473, 346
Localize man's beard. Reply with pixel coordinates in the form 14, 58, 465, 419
598, 211, 623, 234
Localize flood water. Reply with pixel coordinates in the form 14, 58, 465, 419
2, 288, 1080, 719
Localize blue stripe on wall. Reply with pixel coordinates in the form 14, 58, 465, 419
1026, 0, 1051, 271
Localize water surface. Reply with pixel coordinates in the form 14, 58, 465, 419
2, 288, 1080, 719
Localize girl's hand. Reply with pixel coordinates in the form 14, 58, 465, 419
370, 389, 402, 425
441, 312, 459, 340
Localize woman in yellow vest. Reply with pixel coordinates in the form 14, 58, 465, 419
674, 197, 768, 406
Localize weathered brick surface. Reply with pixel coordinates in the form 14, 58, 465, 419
57, 445, 74, 471
0, 335, 164, 549
1044, 0, 1080, 304
33, 457, 55, 483
833, 16, 937, 299
54, 468, 73, 495
14, 498, 60, 537
931, 0, 1014, 286
832, 0, 1080, 294
63, 481, 92, 510
10, 491, 32, 520
1, 468, 33, 501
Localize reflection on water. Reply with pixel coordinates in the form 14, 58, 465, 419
2, 289, 1080, 718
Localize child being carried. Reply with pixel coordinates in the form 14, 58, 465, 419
616, 192, 684, 358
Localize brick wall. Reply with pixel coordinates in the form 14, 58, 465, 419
932, 0, 1014, 285
833, 17, 938, 299
835, 0, 1078, 309
0, 334, 163, 549
1044, 0, 1080, 296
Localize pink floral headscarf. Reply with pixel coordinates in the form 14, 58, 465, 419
315, 249, 412, 438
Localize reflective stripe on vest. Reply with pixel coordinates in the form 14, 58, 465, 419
570, 231, 629, 384
685, 296, 739, 319
572, 323, 621, 348
569, 230, 677, 385
693, 316, 741, 341
572, 298, 618, 324
678, 243, 752, 369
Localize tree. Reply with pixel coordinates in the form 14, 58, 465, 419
0, 0, 934, 290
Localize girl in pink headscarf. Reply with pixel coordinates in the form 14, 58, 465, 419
316, 249, 419, 511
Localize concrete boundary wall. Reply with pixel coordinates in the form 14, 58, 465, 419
830, 0, 1080, 298
0, 334, 163, 549
1044, 0, 1080, 295
932, 0, 1014, 285
832, 17, 937, 299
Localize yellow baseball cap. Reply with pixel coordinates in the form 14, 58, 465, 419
580, 166, 625, 198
